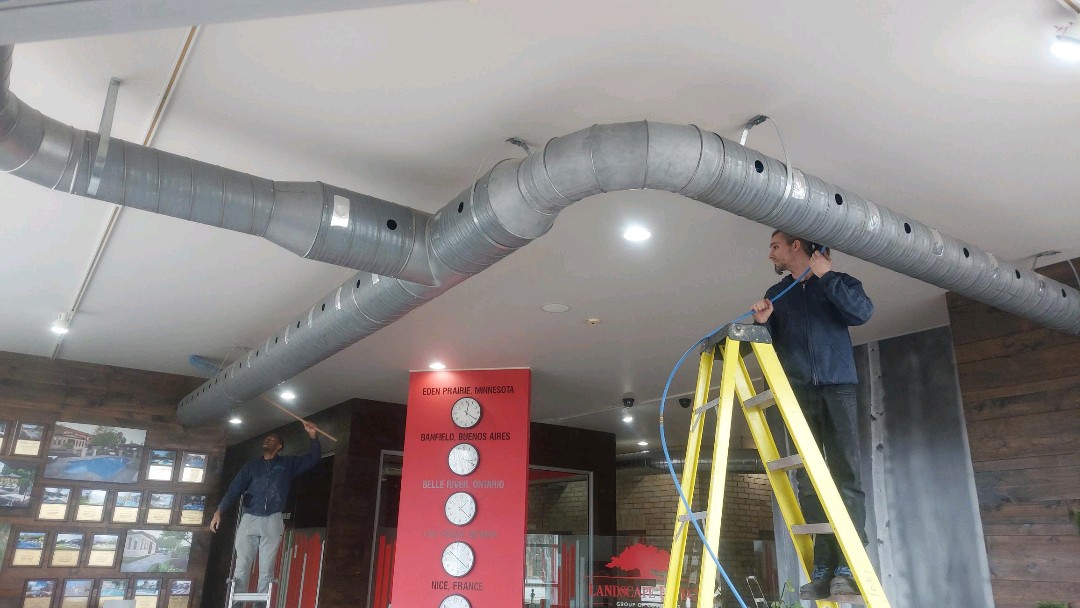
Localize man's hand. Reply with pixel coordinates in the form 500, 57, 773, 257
809, 250, 832, 278
751, 298, 774, 324
210, 510, 222, 532
302, 420, 318, 439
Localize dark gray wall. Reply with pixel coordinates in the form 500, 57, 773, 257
772, 326, 994, 607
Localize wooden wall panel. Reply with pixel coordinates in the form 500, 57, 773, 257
948, 258, 1080, 608
0, 350, 224, 608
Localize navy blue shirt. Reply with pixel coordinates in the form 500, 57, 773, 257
763, 270, 873, 387
217, 438, 322, 516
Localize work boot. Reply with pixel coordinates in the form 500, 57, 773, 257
799, 564, 831, 600
830, 565, 860, 596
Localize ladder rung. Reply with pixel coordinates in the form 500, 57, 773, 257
767, 455, 804, 471
232, 593, 272, 601
678, 511, 708, 523
742, 389, 775, 410
791, 523, 833, 535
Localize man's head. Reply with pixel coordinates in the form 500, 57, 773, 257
262, 433, 284, 457
769, 230, 815, 275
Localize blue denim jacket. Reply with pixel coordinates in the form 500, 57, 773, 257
218, 439, 322, 516
763, 271, 873, 387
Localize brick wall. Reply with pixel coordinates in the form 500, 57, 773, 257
527, 479, 590, 534
616, 470, 774, 603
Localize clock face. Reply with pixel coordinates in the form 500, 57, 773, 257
447, 443, 479, 476
439, 595, 471, 608
444, 491, 477, 526
451, 397, 482, 429
441, 541, 475, 577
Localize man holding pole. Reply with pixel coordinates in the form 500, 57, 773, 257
210, 419, 322, 596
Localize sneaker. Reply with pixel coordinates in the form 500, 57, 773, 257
799, 564, 831, 600
830, 565, 860, 596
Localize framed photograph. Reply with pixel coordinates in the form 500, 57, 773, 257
179, 495, 206, 526
13, 422, 46, 456
145, 493, 174, 525
61, 579, 93, 608
45, 422, 146, 483
0, 421, 8, 453
50, 532, 84, 567
146, 450, 176, 482
134, 578, 160, 608
166, 579, 192, 608
12, 531, 47, 566
38, 487, 72, 520
97, 579, 128, 608
112, 491, 143, 523
179, 453, 207, 483
75, 489, 108, 522
87, 533, 120, 567
0, 458, 36, 508
121, 530, 192, 573
22, 579, 56, 608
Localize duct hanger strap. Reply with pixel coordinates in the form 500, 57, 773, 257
87, 77, 121, 199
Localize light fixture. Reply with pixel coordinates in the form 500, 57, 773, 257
429, 361, 447, 370
280, 390, 296, 401
50, 312, 71, 335
637, 441, 649, 446
541, 303, 570, 313
622, 413, 633, 423
229, 415, 242, 425
1053, 11, 1080, 61
623, 226, 651, 242
1052, 33, 1080, 60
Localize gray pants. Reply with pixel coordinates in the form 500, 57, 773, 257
234, 512, 284, 594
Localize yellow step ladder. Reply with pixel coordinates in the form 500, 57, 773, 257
662, 323, 891, 608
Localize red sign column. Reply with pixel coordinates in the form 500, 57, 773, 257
391, 368, 531, 608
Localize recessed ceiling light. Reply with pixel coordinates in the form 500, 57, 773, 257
623, 226, 651, 242
429, 362, 447, 370
622, 414, 633, 423
229, 416, 242, 425
280, 391, 296, 401
541, 303, 570, 313
637, 441, 649, 446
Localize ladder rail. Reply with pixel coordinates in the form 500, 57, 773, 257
750, 341, 890, 607
662, 349, 716, 608
696, 341, 743, 604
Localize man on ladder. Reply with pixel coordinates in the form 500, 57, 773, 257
211, 420, 323, 605
749, 230, 873, 601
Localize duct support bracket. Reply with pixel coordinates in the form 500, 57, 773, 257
87, 77, 122, 198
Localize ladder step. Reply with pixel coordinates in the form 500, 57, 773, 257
791, 523, 833, 535
232, 593, 272, 602
742, 389, 775, 410
767, 455, 804, 471
678, 511, 708, 523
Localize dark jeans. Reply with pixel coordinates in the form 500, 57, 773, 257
791, 384, 867, 569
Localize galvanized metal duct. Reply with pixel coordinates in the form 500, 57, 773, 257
4, 45, 1080, 426
0, 45, 435, 285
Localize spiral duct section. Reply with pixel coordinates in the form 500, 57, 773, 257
4, 44, 1078, 425
0, 45, 435, 285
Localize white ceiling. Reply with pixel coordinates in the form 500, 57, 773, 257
2, 0, 1079, 452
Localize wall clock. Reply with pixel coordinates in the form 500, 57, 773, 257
439, 595, 471, 608
447, 443, 479, 476
441, 541, 475, 577
444, 491, 477, 526
451, 397, 482, 429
